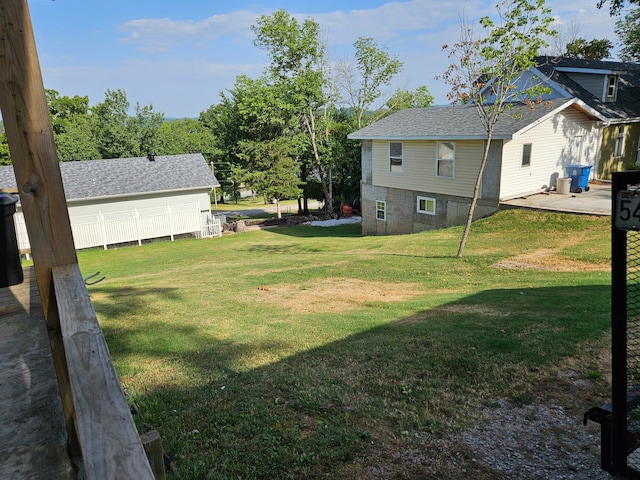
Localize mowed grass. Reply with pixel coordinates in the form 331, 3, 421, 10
77, 209, 612, 479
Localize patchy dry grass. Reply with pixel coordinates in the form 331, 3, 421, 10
76, 209, 612, 479
249, 278, 423, 313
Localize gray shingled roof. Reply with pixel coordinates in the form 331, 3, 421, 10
0, 153, 219, 201
348, 98, 580, 140
535, 56, 640, 121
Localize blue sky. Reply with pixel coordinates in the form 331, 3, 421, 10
26, 0, 620, 118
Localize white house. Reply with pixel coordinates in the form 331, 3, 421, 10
0, 153, 221, 251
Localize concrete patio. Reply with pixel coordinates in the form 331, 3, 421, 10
501, 183, 611, 216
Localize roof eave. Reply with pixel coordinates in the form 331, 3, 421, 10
347, 135, 511, 141
66, 184, 219, 203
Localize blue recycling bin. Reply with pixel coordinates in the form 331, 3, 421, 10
565, 164, 592, 193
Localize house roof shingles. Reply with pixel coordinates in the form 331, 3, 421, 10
0, 153, 219, 201
535, 55, 640, 121
348, 98, 576, 140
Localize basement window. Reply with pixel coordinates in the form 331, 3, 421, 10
417, 196, 436, 215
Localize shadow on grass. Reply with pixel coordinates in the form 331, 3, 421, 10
97, 283, 611, 479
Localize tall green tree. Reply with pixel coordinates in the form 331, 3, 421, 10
239, 136, 303, 218
565, 37, 613, 59
130, 102, 164, 157
252, 10, 334, 211
91, 89, 137, 159
54, 114, 100, 161
45, 89, 99, 160
615, 8, 640, 62
438, 0, 555, 256
155, 118, 220, 159
337, 37, 405, 129
385, 86, 435, 112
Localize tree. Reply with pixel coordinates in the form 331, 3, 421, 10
597, 0, 634, 16
130, 102, 164, 157
91, 89, 137, 159
565, 37, 613, 59
615, 8, 640, 61
252, 9, 334, 212
337, 37, 404, 129
438, 0, 555, 257
239, 136, 303, 218
45, 89, 90, 135
90, 89, 164, 159
0, 131, 10, 165
385, 86, 435, 111
54, 114, 100, 161
155, 118, 220, 159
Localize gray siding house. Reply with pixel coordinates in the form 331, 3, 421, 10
0, 153, 220, 250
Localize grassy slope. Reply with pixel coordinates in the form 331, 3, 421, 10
77, 209, 612, 479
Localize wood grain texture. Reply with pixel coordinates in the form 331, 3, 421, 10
53, 263, 154, 479
0, 0, 80, 456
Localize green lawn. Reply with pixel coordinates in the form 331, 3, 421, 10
77, 209, 612, 479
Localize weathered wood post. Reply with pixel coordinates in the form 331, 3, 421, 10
0, 0, 81, 456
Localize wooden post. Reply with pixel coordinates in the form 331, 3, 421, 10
140, 431, 167, 480
0, 0, 80, 456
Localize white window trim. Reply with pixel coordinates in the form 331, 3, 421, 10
521, 143, 532, 168
417, 196, 436, 215
605, 75, 618, 101
615, 125, 625, 158
436, 142, 455, 178
375, 200, 386, 221
389, 142, 403, 174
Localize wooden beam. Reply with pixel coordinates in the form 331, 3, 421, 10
53, 263, 154, 479
0, 0, 80, 456
140, 430, 167, 480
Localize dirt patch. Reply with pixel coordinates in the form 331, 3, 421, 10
253, 278, 422, 313
493, 248, 608, 272
337, 337, 614, 480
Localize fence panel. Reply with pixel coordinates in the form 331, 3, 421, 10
16, 202, 215, 252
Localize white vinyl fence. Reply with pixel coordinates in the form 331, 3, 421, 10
14, 202, 221, 253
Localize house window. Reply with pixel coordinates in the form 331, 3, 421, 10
606, 75, 618, 100
437, 142, 455, 178
389, 142, 403, 173
417, 196, 436, 215
522, 143, 532, 167
376, 200, 386, 221
615, 125, 625, 158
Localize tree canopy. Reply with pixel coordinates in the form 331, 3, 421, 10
615, 8, 640, 62
565, 37, 613, 59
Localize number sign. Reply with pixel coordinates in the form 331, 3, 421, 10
616, 190, 640, 230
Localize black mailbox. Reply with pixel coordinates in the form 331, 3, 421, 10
0, 192, 23, 287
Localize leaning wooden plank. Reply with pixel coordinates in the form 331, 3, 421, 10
0, 0, 80, 456
52, 263, 154, 480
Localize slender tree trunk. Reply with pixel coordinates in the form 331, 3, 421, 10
457, 133, 493, 257
303, 109, 332, 213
